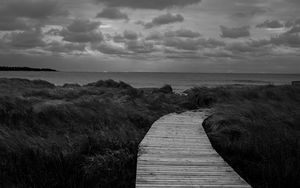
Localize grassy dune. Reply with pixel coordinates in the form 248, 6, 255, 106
186, 85, 300, 188
1, 78, 299, 188
0, 78, 188, 188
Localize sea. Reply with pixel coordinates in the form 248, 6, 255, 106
1, 71, 299, 93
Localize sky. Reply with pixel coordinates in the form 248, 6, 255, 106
0, 0, 300, 73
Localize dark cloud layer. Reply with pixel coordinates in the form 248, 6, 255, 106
125, 40, 154, 53
145, 32, 164, 41
46, 42, 86, 54
113, 34, 126, 43
0, 0, 67, 31
220, 26, 250, 38
67, 19, 101, 33
123, 30, 138, 40
112, 30, 138, 43
94, 0, 201, 10
164, 29, 201, 38
110, 29, 224, 54
286, 26, 300, 34
256, 20, 283, 29
61, 19, 103, 43
61, 30, 104, 43
143, 13, 184, 29
285, 19, 300, 34
0, 17, 29, 31
96, 8, 128, 20
93, 43, 129, 55
164, 37, 224, 51
0, 0, 67, 20
6, 28, 45, 48
286, 0, 300, 6
270, 33, 300, 48
231, 5, 267, 18
164, 38, 200, 50
96, 34, 154, 55
0, 0, 299, 73
225, 41, 269, 55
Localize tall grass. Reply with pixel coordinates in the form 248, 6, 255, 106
2, 78, 299, 188
0, 78, 187, 188
188, 85, 300, 188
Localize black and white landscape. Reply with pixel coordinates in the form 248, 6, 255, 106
0, 0, 300, 188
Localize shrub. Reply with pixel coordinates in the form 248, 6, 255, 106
158, 84, 173, 94
86, 80, 133, 89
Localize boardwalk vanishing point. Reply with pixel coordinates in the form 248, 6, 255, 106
136, 110, 251, 188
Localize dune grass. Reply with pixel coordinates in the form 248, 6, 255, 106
0, 78, 187, 188
1, 78, 299, 188
187, 85, 300, 188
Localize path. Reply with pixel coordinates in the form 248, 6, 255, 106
136, 110, 251, 188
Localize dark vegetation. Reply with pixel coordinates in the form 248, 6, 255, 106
186, 85, 300, 188
0, 78, 189, 188
0, 66, 57, 71
1, 78, 299, 188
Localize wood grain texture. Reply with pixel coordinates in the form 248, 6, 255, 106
136, 110, 251, 188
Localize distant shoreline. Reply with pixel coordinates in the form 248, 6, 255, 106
0, 66, 57, 72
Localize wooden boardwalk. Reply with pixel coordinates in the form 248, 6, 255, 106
136, 111, 251, 188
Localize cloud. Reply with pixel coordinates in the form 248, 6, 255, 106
286, 0, 300, 6
123, 30, 138, 40
96, 32, 154, 54
45, 41, 86, 54
220, 26, 250, 38
285, 19, 300, 29
92, 43, 129, 54
46, 28, 61, 35
60, 19, 103, 43
163, 37, 225, 51
125, 40, 154, 53
94, 0, 201, 10
61, 30, 104, 43
256, 20, 283, 29
0, 0, 67, 31
285, 21, 294, 28
0, 0, 67, 20
223, 32, 300, 56
286, 26, 300, 34
135, 20, 145, 25
219, 28, 300, 53
164, 38, 200, 51
112, 30, 138, 43
270, 33, 300, 48
144, 31, 223, 51
294, 19, 300, 26
225, 42, 268, 54
67, 19, 101, 33
145, 32, 164, 41
197, 38, 225, 48
202, 49, 234, 59
113, 34, 126, 43
260, 19, 300, 48
232, 7, 267, 18
164, 29, 201, 38
143, 13, 184, 29
196, 39, 272, 59
96, 7, 128, 20
6, 28, 45, 48
0, 17, 29, 31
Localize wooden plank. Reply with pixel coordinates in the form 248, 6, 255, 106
136, 111, 251, 188
136, 185, 250, 188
